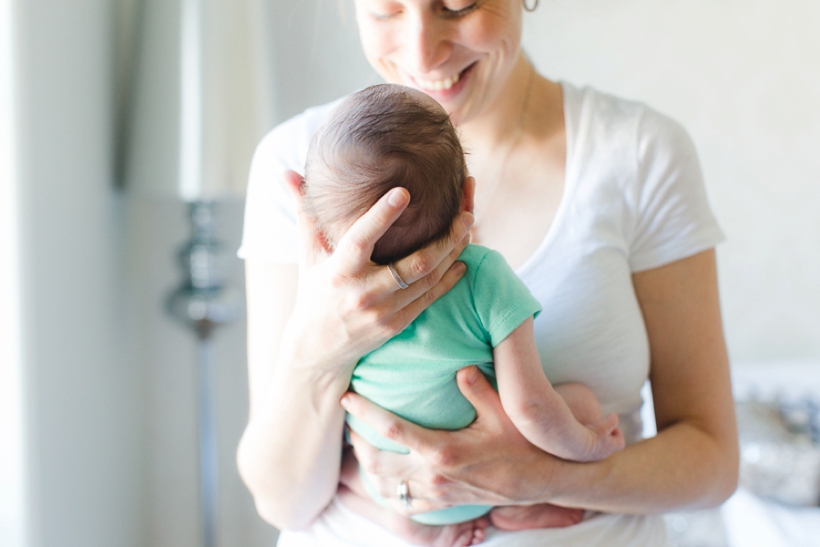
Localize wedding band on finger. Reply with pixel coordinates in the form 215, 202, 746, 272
387, 263, 409, 290
398, 480, 412, 509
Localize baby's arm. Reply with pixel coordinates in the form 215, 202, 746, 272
494, 317, 624, 462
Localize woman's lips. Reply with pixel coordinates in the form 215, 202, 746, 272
415, 72, 462, 91
409, 63, 476, 101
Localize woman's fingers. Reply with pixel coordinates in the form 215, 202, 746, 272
391, 211, 474, 286
346, 429, 448, 513
341, 392, 444, 456
456, 365, 507, 420
392, 233, 470, 321
335, 188, 410, 270
347, 428, 413, 481
341, 392, 436, 450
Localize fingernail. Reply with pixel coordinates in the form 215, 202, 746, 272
340, 394, 351, 409
461, 212, 475, 230
454, 261, 466, 275
388, 188, 408, 208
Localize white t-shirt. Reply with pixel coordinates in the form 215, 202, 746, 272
238, 82, 724, 547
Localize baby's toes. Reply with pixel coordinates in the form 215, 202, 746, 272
470, 526, 486, 545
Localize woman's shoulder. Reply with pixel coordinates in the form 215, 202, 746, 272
561, 82, 694, 157
254, 97, 347, 163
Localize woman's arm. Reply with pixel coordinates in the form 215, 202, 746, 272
343, 249, 738, 515
236, 171, 474, 530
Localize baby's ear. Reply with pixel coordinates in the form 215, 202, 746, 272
282, 169, 306, 196
317, 229, 335, 254
461, 176, 476, 214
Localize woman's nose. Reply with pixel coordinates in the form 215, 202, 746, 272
401, 13, 451, 74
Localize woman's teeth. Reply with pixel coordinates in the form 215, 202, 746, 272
416, 72, 461, 91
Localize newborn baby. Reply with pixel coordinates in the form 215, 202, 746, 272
299, 83, 624, 547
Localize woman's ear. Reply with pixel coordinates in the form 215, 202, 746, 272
461, 176, 476, 214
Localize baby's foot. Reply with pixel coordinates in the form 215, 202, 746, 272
583, 413, 625, 461
489, 504, 584, 531
388, 514, 489, 547
338, 485, 488, 547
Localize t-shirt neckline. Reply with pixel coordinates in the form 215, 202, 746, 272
515, 81, 581, 278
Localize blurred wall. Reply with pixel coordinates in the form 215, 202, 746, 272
1, 0, 24, 545
13, 0, 143, 546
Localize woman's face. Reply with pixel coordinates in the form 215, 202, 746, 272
353, 0, 523, 126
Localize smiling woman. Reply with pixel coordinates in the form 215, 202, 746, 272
236, 1, 737, 546
353, 0, 524, 126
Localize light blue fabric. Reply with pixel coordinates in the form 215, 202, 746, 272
347, 244, 542, 524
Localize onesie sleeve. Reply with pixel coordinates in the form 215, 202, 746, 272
470, 248, 543, 347
628, 109, 725, 272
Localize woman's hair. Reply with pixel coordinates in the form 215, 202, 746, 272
303, 84, 466, 265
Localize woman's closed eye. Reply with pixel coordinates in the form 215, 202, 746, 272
364, 0, 403, 21
365, 1, 481, 21
440, 1, 480, 19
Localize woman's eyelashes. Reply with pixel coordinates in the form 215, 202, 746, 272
365, 0, 402, 20
366, 1, 481, 21
440, 1, 480, 19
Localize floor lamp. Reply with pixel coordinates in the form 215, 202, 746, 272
125, 0, 273, 545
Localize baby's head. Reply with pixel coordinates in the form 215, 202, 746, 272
302, 84, 467, 265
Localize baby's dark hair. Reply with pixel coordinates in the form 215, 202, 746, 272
302, 84, 466, 265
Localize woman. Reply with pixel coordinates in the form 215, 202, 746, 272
236, 0, 739, 545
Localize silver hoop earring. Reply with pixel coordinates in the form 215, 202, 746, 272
524, 0, 539, 12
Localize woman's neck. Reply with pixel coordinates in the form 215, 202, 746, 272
458, 53, 538, 152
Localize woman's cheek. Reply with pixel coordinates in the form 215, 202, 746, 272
357, 25, 398, 80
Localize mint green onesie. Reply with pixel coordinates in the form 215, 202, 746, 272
346, 244, 542, 525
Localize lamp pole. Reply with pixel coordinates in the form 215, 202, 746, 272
167, 201, 240, 547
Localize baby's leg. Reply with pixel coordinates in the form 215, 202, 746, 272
339, 449, 488, 547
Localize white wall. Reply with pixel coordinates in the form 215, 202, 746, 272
269, 0, 820, 366
13, 0, 143, 546
0, 0, 25, 545
268, 0, 378, 121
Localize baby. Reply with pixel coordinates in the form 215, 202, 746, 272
300, 84, 624, 547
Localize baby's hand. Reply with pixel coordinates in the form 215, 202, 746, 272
583, 413, 625, 461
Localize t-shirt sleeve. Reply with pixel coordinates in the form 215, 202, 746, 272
628, 109, 725, 272
471, 249, 543, 347
237, 100, 343, 263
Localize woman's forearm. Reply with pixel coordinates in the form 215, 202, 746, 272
540, 419, 738, 514
237, 344, 352, 530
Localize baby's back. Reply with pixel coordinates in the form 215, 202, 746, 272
347, 244, 540, 453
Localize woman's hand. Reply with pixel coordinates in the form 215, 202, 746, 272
341, 365, 560, 514
281, 170, 474, 378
